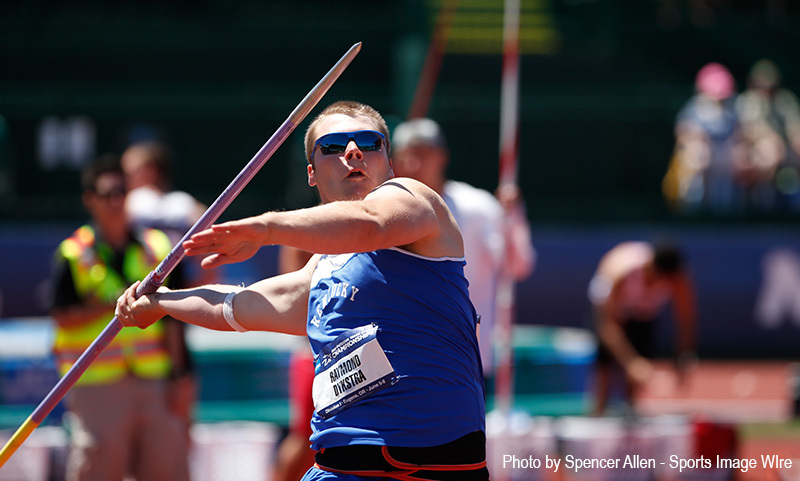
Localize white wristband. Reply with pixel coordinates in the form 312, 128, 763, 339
222, 290, 248, 332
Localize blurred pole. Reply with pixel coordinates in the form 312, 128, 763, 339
495, 0, 520, 479
0, 42, 361, 470
499, 0, 521, 188
407, 0, 458, 119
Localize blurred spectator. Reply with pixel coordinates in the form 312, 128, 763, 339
121, 140, 205, 245
122, 140, 214, 289
391, 117, 536, 380
50, 154, 189, 481
664, 62, 746, 213
587, 240, 696, 416
121, 140, 205, 443
735, 59, 800, 211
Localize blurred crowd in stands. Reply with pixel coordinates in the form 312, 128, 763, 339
664, 59, 800, 215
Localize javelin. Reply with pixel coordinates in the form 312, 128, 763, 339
0, 41, 362, 469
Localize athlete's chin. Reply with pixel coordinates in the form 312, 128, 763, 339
325, 188, 369, 203
343, 190, 371, 201
342, 182, 379, 199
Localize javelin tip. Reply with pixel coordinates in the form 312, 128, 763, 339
0, 416, 39, 469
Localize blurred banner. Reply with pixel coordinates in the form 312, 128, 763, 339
2, 224, 800, 359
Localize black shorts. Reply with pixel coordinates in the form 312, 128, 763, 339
314, 430, 489, 481
596, 319, 655, 366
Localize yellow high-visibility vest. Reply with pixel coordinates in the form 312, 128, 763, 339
53, 225, 174, 386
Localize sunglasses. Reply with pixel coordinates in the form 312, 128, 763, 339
314, 130, 386, 156
94, 188, 126, 200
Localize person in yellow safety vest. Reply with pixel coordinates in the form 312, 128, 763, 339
50, 154, 190, 481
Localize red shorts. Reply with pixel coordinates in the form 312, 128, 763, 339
289, 348, 316, 438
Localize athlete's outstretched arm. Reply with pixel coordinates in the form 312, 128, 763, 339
184, 177, 461, 268
115, 260, 314, 336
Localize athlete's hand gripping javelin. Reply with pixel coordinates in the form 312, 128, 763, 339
115, 280, 168, 329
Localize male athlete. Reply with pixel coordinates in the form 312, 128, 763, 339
116, 101, 488, 480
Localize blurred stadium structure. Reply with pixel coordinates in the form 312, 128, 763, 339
0, 0, 799, 223
2, 1, 800, 480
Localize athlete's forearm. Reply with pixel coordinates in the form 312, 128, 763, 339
264, 202, 394, 254
151, 285, 240, 332
120, 262, 311, 336
157, 270, 312, 336
265, 187, 437, 254
185, 180, 445, 267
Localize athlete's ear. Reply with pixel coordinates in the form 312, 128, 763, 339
388, 158, 395, 179
307, 163, 317, 187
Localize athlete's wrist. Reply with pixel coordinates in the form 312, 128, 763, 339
149, 287, 171, 318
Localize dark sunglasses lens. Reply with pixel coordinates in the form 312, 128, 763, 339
317, 131, 383, 155
354, 132, 382, 151
318, 133, 348, 155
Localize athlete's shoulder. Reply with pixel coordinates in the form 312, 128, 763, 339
373, 176, 447, 209
377, 176, 434, 195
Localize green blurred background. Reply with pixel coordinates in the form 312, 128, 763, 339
2, 0, 799, 225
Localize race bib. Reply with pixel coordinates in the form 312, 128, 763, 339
312, 324, 396, 419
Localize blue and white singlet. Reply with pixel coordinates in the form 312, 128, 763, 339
306, 248, 485, 450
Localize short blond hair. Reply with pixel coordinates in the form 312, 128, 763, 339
304, 101, 390, 165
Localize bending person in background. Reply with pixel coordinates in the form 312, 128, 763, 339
588, 240, 697, 416
116, 101, 488, 481
391, 117, 535, 382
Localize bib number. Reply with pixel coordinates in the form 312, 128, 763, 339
312, 324, 396, 419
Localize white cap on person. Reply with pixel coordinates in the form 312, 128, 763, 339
392, 118, 448, 152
